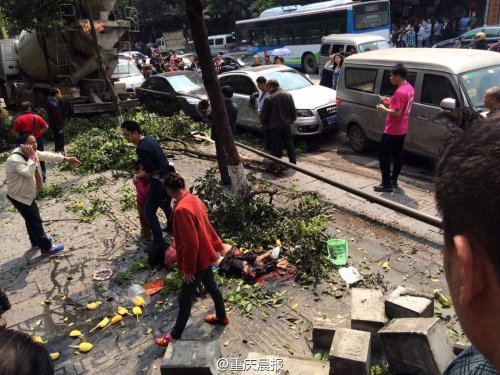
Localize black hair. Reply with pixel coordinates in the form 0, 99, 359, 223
121, 120, 142, 134
266, 79, 279, 88
221, 85, 234, 98
273, 56, 279, 62
256, 76, 266, 84
278, 57, 285, 63
20, 101, 31, 112
17, 132, 35, 146
163, 172, 186, 191
0, 329, 54, 375
49, 88, 59, 97
391, 63, 408, 79
334, 53, 344, 68
435, 117, 500, 280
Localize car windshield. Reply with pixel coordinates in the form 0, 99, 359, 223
112, 63, 141, 78
359, 41, 390, 52
166, 74, 204, 93
263, 71, 312, 91
236, 54, 261, 66
460, 65, 500, 108
133, 52, 147, 60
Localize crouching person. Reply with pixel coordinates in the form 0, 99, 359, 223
5, 132, 81, 255
154, 173, 228, 347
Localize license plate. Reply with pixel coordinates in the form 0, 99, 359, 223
327, 116, 337, 125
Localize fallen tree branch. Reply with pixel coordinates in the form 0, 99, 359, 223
244, 190, 277, 204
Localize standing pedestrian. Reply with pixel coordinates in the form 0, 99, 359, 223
189, 56, 198, 71
121, 121, 173, 251
319, 56, 334, 89
256, 76, 270, 150
374, 64, 414, 192
424, 18, 432, 47
45, 88, 65, 153
323, 53, 344, 90
5, 132, 80, 254
261, 79, 297, 171
263, 55, 272, 65
208, 86, 238, 185
134, 160, 152, 246
405, 26, 416, 47
13, 102, 49, 182
394, 27, 405, 48
417, 22, 426, 48
169, 50, 178, 72
182, 23, 189, 43
432, 19, 442, 45
483, 87, 500, 118
154, 173, 229, 347
440, 20, 453, 41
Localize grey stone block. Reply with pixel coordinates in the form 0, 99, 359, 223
385, 286, 434, 318
378, 318, 455, 375
160, 340, 220, 375
329, 328, 371, 375
350, 288, 385, 351
312, 308, 350, 351
453, 338, 471, 356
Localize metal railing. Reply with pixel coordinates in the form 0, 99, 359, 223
234, 141, 443, 229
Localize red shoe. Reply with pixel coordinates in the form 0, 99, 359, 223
155, 333, 174, 347
205, 314, 229, 325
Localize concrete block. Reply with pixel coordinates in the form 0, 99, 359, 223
329, 328, 371, 375
243, 352, 329, 375
350, 288, 385, 351
378, 318, 455, 375
453, 338, 471, 356
160, 340, 220, 375
312, 308, 350, 351
385, 286, 434, 318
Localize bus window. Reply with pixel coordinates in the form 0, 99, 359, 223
295, 23, 311, 44
279, 25, 293, 44
266, 27, 279, 45
237, 30, 248, 46
345, 68, 378, 93
311, 24, 322, 44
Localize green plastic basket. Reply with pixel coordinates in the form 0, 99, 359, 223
327, 239, 348, 266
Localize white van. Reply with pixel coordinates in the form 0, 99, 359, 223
319, 34, 390, 72
208, 34, 237, 57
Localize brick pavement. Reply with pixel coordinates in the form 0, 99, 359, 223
0, 150, 460, 375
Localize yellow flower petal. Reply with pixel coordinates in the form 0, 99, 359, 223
111, 315, 123, 324
69, 330, 82, 338
86, 301, 102, 310
133, 306, 142, 316
135, 296, 146, 307
117, 306, 129, 315
50, 352, 60, 360
79, 342, 93, 353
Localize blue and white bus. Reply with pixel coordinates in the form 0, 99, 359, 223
235, 0, 391, 73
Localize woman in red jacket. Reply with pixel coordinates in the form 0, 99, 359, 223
155, 173, 229, 346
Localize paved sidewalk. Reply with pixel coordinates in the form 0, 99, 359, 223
0, 150, 457, 375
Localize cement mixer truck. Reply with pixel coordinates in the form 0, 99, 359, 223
0, 0, 139, 114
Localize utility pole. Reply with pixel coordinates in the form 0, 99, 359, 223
84, 0, 123, 125
185, 0, 250, 199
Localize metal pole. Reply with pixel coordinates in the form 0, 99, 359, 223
235, 141, 443, 229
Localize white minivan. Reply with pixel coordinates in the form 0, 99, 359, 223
208, 34, 237, 57
319, 34, 390, 72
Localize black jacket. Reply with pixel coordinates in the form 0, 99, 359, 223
45, 96, 65, 130
319, 68, 334, 88
471, 41, 488, 50
209, 99, 238, 142
261, 88, 297, 129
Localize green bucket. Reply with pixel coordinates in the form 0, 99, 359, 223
327, 239, 348, 266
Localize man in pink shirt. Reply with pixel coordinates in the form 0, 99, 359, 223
375, 64, 414, 192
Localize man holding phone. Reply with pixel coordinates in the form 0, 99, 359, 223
374, 63, 414, 192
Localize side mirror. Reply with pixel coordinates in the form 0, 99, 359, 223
440, 98, 456, 111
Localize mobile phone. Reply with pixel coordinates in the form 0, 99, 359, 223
377, 94, 385, 102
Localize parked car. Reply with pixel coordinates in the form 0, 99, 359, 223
319, 34, 390, 72
118, 51, 150, 65
217, 65, 337, 136
336, 48, 500, 159
214, 52, 263, 69
112, 60, 145, 99
208, 34, 238, 57
136, 71, 206, 119
433, 25, 500, 49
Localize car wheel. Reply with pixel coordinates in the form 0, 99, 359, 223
303, 53, 317, 74
348, 124, 370, 153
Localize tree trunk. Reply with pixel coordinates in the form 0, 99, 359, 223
40, 31, 54, 87
185, 0, 250, 199
84, 0, 123, 125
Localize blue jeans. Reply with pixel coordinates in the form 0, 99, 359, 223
144, 178, 172, 244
